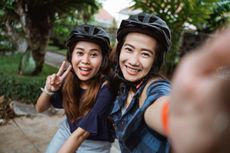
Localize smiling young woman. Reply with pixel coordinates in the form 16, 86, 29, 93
36, 24, 115, 153
110, 13, 171, 153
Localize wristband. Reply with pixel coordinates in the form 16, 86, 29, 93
162, 101, 169, 134
41, 86, 54, 96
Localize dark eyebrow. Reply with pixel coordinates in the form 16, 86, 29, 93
74, 47, 101, 53
123, 43, 154, 55
74, 47, 84, 51
123, 43, 135, 49
90, 49, 101, 52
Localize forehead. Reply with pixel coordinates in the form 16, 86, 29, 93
74, 41, 101, 51
124, 32, 157, 50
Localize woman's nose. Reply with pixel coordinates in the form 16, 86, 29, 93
128, 53, 140, 66
81, 54, 90, 64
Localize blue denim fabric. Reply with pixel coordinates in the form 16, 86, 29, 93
46, 118, 71, 153
111, 80, 171, 153
46, 118, 112, 153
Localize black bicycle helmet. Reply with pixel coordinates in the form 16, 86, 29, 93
66, 24, 110, 61
115, 13, 171, 89
117, 12, 171, 52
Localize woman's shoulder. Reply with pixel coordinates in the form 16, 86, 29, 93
98, 80, 114, 95
144, 77, 171, 94
101, 80, 109, 88
147, 76, 170, 86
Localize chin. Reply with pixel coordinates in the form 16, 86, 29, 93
124, 77, 139, 83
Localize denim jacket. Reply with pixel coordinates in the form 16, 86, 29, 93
111, 80, 171, 153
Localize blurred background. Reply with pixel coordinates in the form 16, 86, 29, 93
0, 0, 229, 152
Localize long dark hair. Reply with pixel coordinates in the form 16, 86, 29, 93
62, 73, 104, 122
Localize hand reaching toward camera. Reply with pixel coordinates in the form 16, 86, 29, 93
169, 28, 230, 153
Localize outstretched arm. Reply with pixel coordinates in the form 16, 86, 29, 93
169, 28, 230, 153
144, 96, 169, 136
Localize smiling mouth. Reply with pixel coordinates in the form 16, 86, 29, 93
125, 65, 141, 73
79, 67, 92, 71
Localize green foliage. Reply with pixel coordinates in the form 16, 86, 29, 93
196, 0, 230, 33
51, 16, 80, 49
50, 1, 101, 49
0, 54, 57, 103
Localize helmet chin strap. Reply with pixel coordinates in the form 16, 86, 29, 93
115, 66, 150, 91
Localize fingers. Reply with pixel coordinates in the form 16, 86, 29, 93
172, 28, 230, 91
60, 64, 72, 80
57, 61, 71, 77
190, 28, 230, 75
50, 74, 58, 85
170, 28, 230, 112
44, 61, 72, 92
169, 28, 230, 153
45, 74, 61, 92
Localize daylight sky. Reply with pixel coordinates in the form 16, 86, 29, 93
101, 0, 133, 20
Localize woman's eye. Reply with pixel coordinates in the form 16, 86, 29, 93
141, 52, 151, 57
76, 51, 83, 56
90, 53, 98, 57
125, 47, 132, 52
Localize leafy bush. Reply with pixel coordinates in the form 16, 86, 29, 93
0, 53, 57, 104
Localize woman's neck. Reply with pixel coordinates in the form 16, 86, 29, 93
125, 88, 136, 108
80, 81, 90, 89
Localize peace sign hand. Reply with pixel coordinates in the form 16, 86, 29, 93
45, 61, 72, 92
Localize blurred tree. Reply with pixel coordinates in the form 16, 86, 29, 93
0, 0, 100, 75
50, 5, 99, 49
132, 0, 222, 77
0, 0, 22, 53
51, 16, 82, 49
107, 18, 118, 47
196, 0, 230, 33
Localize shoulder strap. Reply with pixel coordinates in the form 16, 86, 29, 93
139, 78, 159, 108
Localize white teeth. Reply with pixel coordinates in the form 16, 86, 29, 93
127, 66, 139, 72
80, 67, 90, 71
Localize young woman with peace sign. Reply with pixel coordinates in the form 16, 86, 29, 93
35, 24, 115, 153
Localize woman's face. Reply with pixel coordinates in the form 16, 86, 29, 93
71, 41, 102, 82
119, 32, 157, 82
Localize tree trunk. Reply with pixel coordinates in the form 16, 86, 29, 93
16, 2, 52, 75
26, 23, 50, 75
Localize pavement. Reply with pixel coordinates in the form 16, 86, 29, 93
0, 51, 121, 153
45, 52, 65, 68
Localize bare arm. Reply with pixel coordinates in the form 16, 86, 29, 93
35, 61, 72, 112
58, 127, 90, 153
144, 96, 169, 136
35, 88, 52, 112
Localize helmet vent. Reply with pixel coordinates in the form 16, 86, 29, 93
149, 17, 157, 23
143, 15, 150, 23
93, 28, 100, 35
